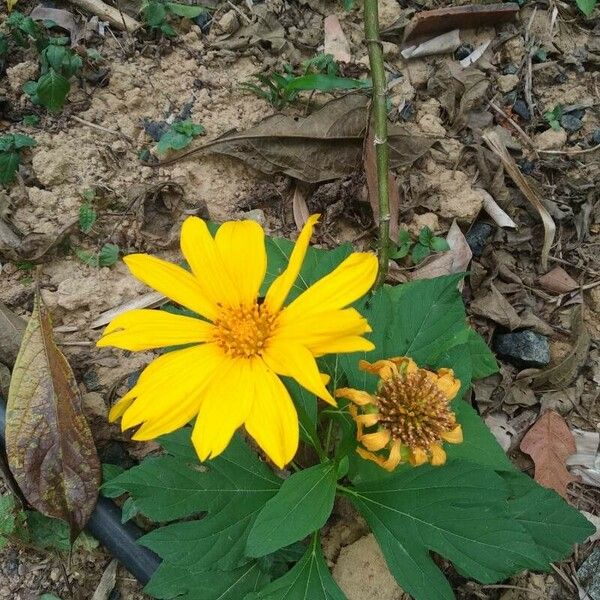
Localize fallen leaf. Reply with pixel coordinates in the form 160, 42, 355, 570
6, 293, 101, 539
0, 302, 26, 367
291, 182, 314, 232
324, 15, 351, 63
520, 410, 577, 499
481, 190, 517, 228
484, 413, 515, 451
364, 122, 400, 241
459, 39, 491, 68
410, 220, 472, 281
401, 29, 461, 60
92, 559, 118, 600
538, 266, 579, 294
30, 7, 85, 46
581, 512, 600, 543
470, 284, 521, 330
531, 305, 590, 389
483, 130, 555, 270
203, 95, 436, 183
90, 291, 166, 329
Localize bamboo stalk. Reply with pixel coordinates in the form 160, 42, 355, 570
364, 0, 390, 288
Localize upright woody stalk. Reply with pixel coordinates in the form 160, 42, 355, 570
364, 0, 390, 288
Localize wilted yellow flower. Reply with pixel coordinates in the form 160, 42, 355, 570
98, 215, 377, 468
336, 357, 463, 471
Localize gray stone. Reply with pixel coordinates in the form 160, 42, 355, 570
493, 330, 550, 368
560, 113, 583, 132
591, 128, 600, 145
513, 99, 530, 121
577, 547, 600, 600
466, 222, 494, 257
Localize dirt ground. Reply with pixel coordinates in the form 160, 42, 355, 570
1, 0, 599, 598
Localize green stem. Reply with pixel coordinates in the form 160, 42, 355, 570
364, 0, 390, 289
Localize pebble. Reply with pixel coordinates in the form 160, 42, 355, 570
503, 64, 518, 75
560, 113, 583, 132
143, 119, 169, 142
465, 222, 494, 257
592, 128, 600, 145
513, 99, 531, 121
493, 330, 550, 368
518, 160, 535, 175
216, 10, 239, 35
497, 74, 519, 93
535, 127, 567, 151
194, 11, 212, 33
243, 209, 266, 227
454, 43, 474, 61
577, 547, 600, 600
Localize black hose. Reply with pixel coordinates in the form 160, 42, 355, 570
0, 399, 161, 586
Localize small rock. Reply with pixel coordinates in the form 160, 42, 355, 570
591, 128, 600, 145
243, 209, 266, 227
493, 330, 550, 368
535, 127, 567, 151
465, 222, 494, 257
454, 43, 474, 61
518, 159, 535, 175
381, 41, 399, 59
503, 63, 518, 75
560, 113, 583, 132
513, 99, 530, 121
194, 11, 212, 33
215, 10, 239, 35
143, 119, 169, 142
408, 212, 439, 236
497, 74, 519, 93
577, 546, 600, 600
377, 0, 402, 28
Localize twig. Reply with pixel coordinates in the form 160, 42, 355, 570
70, 116, 133, 142
539, 143, 600, 155
488, 100, 536, 151
68, 0, 141, 31
364, 0, 390, 289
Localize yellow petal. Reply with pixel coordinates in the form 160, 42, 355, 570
180, 216, 240, 308
390, 357, 418, 375
409, 448, 428, 466
264, 214, 320, 312
356, 447, 387, 469
359, 359, 398, 380
124, 254, 217, 320
355, 413, 380, 427
382, 440, 403, 471
430, 444, 447, 466
191, 358, 254, 462
436, 368, 461, 400
97, 309, 214, 351
284, 252, 378, 317
308, 336, 374, 357
441, 424, 463, 444
118, 343, 225, 437
361, 429, 391, 451
244, 361, 299, 468
336, 388, 375, 407
214, 220, 266, 305
263, 340, 335, 405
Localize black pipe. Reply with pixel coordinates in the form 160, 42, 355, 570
0, 398, 161, 585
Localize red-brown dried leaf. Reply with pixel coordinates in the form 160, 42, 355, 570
520, 410, 577, 499
6, 293, 101, 539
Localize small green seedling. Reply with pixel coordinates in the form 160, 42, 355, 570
79, 189, 97, 234
544, 104, 564, 131
75, 243, 120, 268
6, 11, 47, 51
0, 134, 36, 185
156, 120, 205, 155
576, 0, 597, 17
22, 115, 40, 127
142, 0, 211, 37
391, 226, 450, 264
242, 54, 370, 109
0, 34, 8, 58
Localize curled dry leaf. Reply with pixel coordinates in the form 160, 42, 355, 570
483, 131, 555, 270
470, 284, 521, 330
29, 7, 85, 46
90, 290, 166, 329
481, 190, 517, 228
410, 220, 472, 281
6, 293, 101, 539
202, 95, 436, 183
291, 182, 314, 232
538, 266, 579, 294
520, 410, 577, 499
0, 302, 26, 367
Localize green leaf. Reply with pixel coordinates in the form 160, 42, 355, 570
22, 115, 40, 127
173, 120, 205, 137
146, 560, 269, 600
166, 2, 209, 18
411, 242, 430, 263
285, 74, 370, 93
430, 236, 450, 252
137, 434, 281, 571
40, 595, 63, 600
74, 247, 99, 267
35, 69, 70, 112
0, 152, 20, 185
576, 0, 596, 16
79, 203, 97, 233
247, 461, 337, 557
98, 243, 119, 267
13, 134, 36, 149
156, 120, 204, 155
346, 461, 558, 600
418, 226, 433, 246
247, 535, 346, 600
0, 34, 8, 58
466, 330, 498, 379
143, 1, 167, 27
343, 0, 355, 9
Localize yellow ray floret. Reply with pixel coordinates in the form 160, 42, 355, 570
98, 214, 378, 468
337, 357, 463, 471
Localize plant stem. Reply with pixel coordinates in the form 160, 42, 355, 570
364, 0, 390, 288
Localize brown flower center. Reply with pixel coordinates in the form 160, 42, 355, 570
212, 303, 277, 358
376, 371, 457, 450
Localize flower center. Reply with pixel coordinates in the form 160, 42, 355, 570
212, 302, 277, 358
376, 371, 456, 450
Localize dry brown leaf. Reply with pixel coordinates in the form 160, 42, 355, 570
6, 293, 101, 538
483, 131, 555, 270
324, 15, 351, 63
90, 291, 166, 329
470, 284, 521, 330
203, 95, 436, 183
520, 410, 577, 499
531, 305, 590, 389
0, 302, 26, 367
538, 266, 579, 294
30, 7, 84, 45
410, 220, 472, 281
291, 182, 314, 232
92, 559, 118, 600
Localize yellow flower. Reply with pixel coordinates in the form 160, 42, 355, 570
98, 215, 377, 468
336, 357, 463, 471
